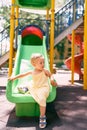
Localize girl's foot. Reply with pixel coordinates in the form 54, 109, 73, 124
39, 115, 47, 129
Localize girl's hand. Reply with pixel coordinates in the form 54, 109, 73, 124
51, 79, 58, 87
8, 76, 14, 81
50, 74, 58, 87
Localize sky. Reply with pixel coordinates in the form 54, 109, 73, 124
0, 0, 11, 7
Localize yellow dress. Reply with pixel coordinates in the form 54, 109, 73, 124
28, 71, 50, 107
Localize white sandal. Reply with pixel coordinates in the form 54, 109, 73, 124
39, 116, 47, 129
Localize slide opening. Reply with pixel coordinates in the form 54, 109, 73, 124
21, 25, 44, 45
22, 35, 43, 45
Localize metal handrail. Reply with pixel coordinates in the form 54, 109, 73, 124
0, 25, 10, 57
55, 0, 84, 38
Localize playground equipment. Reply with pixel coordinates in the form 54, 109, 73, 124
8, 0, 55, 76
65, 34, 83, 80
6, 0, 87, 117
6, 0, 56, 116
65, 53, 83, 80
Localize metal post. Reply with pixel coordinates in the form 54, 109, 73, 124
9, 0, 15, 76
15, 6, 19, 27
50, 0, 55, 73
71, 30, 75, 84
84, 0, 87, 90
15, 6, 19, 52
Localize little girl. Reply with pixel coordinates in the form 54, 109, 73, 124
9, 53, 57, 128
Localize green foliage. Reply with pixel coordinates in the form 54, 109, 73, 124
56, 60, 64, 67
19, 10, 46, 30
0, 6, 10, 28
55, 38, 66, 59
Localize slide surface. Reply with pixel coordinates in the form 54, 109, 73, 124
6, 25, 56, 104
65, 34, 83, 80
65, 53, 83, 79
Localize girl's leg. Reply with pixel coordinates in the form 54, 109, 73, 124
40, 106, 46, 117
39, 106, 47, 128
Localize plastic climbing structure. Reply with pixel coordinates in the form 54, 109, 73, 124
65, 34, 84, 80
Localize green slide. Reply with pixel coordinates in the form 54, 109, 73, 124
6, 25, 56, 116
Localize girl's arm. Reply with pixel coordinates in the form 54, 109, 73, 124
44, 68, 58, 87
8, 71, 32, 81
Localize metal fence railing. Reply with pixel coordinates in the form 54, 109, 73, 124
0, 25, 10, 57
55, 0, 84, 38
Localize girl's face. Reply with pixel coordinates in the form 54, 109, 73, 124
35, 57, 44, 71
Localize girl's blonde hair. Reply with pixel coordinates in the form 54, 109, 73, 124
30, 53, 44, 66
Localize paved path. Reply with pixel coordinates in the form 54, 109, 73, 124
0, 69, 87, 130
